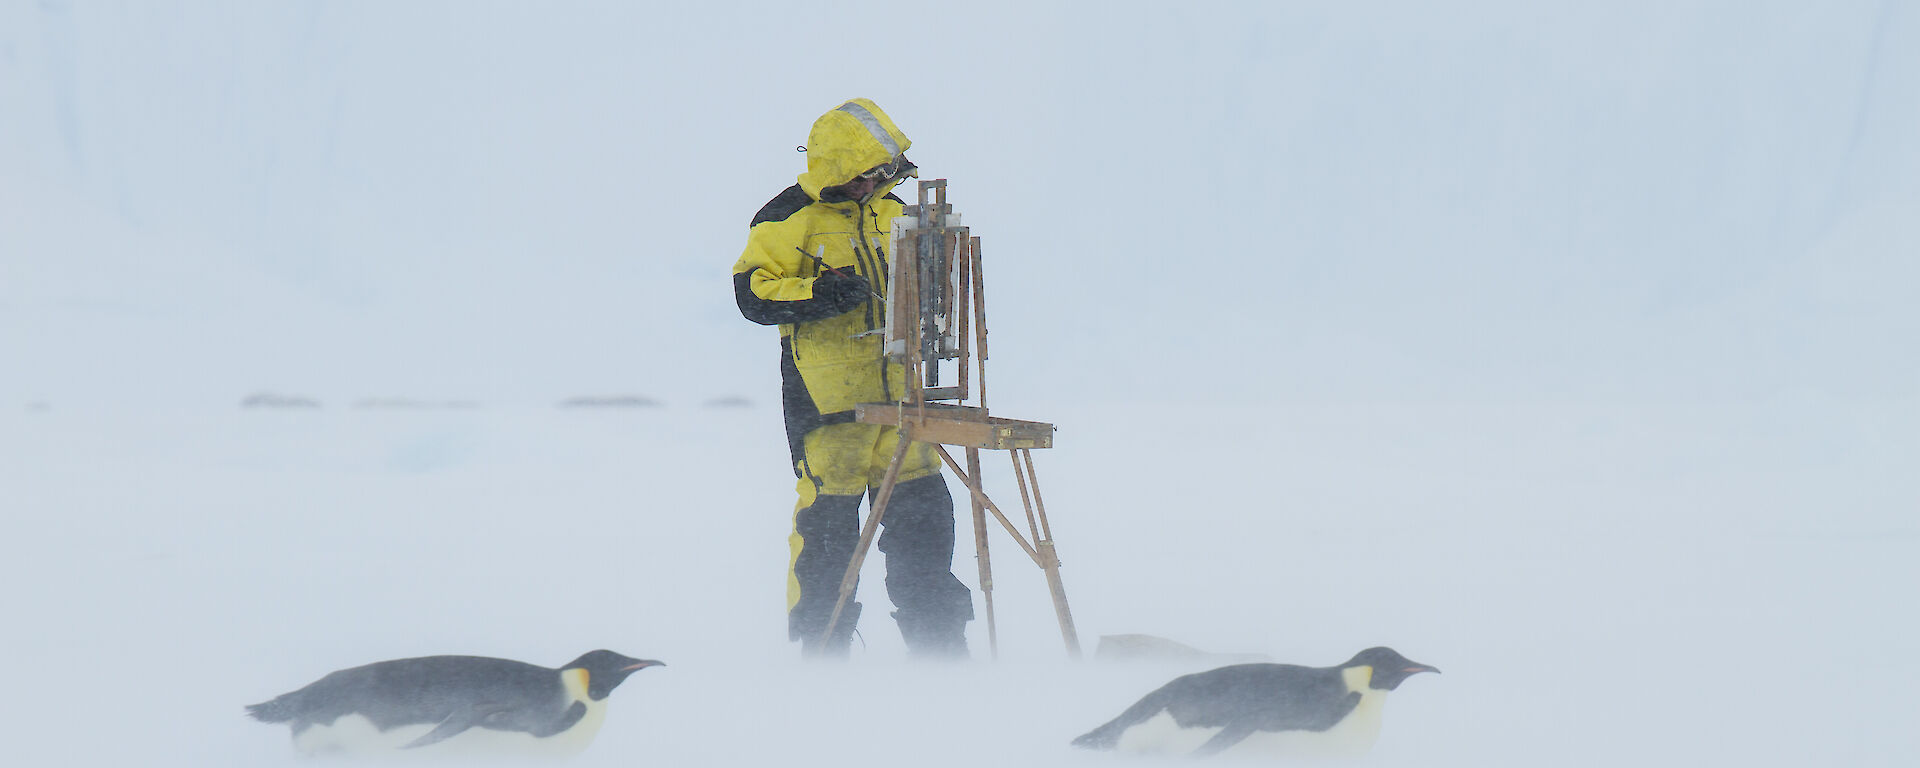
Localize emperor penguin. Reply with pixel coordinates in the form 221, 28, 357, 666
246, 649, 663, 758
1071, 646, 1438, 759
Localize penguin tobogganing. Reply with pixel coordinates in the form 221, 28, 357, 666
246, 649, 663, 758
1072, 646, 1438, 758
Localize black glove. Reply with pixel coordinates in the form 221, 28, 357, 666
812, 271, 872, 313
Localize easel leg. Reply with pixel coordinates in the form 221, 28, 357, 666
1013, 449, 1081, 659
820, 436, 914, 647
966, 446, 998, 659
1040, 544, 1081, 659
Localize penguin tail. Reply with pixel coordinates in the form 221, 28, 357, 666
245, 695, 298, 723
1070, 722, 1124, 751
1071, 690, 1169, 751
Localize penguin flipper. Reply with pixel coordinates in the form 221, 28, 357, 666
402, 706, 494, 749
1192, 723, 1256, 757
245, 695, 298, 724
529, 701, 588, 738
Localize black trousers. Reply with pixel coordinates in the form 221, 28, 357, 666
788, 474, 974, 645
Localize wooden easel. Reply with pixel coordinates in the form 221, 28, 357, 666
817, 179, 1081, 659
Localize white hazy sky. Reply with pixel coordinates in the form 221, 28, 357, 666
5, 1, 1914, 411
2, 2, 1917, 767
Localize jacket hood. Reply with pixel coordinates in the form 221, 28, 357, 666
797, 98, 914, 201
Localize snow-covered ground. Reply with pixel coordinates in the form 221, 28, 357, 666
3, 2, 1916, 766
4, 399, 1914, 766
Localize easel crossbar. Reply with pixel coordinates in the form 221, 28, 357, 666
932, 445, 1043, 566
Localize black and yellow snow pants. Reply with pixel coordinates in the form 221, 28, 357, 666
786, 421, 974, 653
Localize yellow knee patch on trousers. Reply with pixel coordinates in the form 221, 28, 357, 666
798, 422, 940, 495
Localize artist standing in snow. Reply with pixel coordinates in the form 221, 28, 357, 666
730, 99, 974, 660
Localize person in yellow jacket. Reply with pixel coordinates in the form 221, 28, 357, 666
731, 99, 973, 659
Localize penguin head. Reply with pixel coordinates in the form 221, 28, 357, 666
1344, 646, 1440, 691
564, 650, 665, 701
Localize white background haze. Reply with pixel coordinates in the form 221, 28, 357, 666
3, 1, 1916, 766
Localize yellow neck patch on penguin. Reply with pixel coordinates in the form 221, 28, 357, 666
564, 668, 591, 701
1343, 664, 1374, 692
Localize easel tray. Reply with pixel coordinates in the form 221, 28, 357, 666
854, 402, 1055, 450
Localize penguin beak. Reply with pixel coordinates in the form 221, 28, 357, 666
1404, 664, 1440, 675
622, 660, 664, 672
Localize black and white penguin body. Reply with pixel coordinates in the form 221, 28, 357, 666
247, 649, 662, 758
1072, 646, 1437, 759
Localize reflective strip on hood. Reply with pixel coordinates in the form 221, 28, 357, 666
836, 101, 900, 157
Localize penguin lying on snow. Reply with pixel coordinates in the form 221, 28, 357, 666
1072, 646, 1437, 758
247, 649, 663, 757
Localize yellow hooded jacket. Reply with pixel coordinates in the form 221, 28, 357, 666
732, 99, 917, 469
